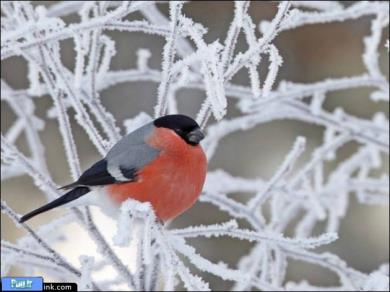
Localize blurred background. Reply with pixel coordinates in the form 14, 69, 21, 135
1, 1, 389, 290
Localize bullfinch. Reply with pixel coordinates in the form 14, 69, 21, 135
19, 114, 207, 223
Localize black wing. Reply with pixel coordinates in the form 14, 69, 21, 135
61, 123, 160, 189
60, 159, 137, 189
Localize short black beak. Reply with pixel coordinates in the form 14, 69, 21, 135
187, 128, 205, 145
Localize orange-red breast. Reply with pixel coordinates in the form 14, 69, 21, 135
20, 115, 207, 222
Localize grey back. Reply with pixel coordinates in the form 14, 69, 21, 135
106, 122, 161, 175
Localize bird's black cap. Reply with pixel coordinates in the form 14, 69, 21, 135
154, 115, 204, 145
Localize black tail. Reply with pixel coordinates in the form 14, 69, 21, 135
19, 186, 90, 223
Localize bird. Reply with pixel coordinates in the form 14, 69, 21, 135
19, 114, 207, 223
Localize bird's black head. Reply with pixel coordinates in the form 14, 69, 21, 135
153, 114, 205, 146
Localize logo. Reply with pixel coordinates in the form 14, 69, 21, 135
1, 277, 43, 291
